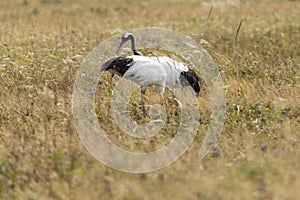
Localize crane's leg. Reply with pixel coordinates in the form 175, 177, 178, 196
155, 84, 169, 121
156, 84, 165, 98
107, 73, 115, 117
140, 86, 147, 118
109, 73, 114, 91
156, 85, 166, 107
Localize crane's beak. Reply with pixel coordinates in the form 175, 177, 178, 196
116, 40, 125, 54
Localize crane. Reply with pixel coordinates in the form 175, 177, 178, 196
116, 32, 202, 96
101, 33, 202, 117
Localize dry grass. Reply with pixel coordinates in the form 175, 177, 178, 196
0, 0, 300, 199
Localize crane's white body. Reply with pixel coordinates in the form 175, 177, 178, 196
149, 56, 189, 72
123, 55, 168, 96
123, 55, 191, 94
123, 55, 188, 90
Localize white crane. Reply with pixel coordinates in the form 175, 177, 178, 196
101, 33, 202, 116
116, 32, 202, 95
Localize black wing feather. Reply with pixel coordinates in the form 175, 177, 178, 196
101, 57, 134, 76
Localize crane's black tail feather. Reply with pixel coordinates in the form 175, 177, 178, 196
179, 70, 202, 96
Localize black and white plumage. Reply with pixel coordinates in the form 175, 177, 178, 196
101, 55, 167, 96
102, 55, 169, 117
116, 32, 202, 95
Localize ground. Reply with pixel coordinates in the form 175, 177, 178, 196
0, 0, 300, 199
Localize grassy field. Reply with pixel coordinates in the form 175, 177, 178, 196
1, 0, 300, 199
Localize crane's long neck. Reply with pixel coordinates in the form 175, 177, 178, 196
129, 35, 140, 55
130, 36, 136, 51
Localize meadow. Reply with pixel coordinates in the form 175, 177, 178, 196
0, 0, 300, 199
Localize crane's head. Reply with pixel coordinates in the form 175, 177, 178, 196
117, 32, 136, 54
